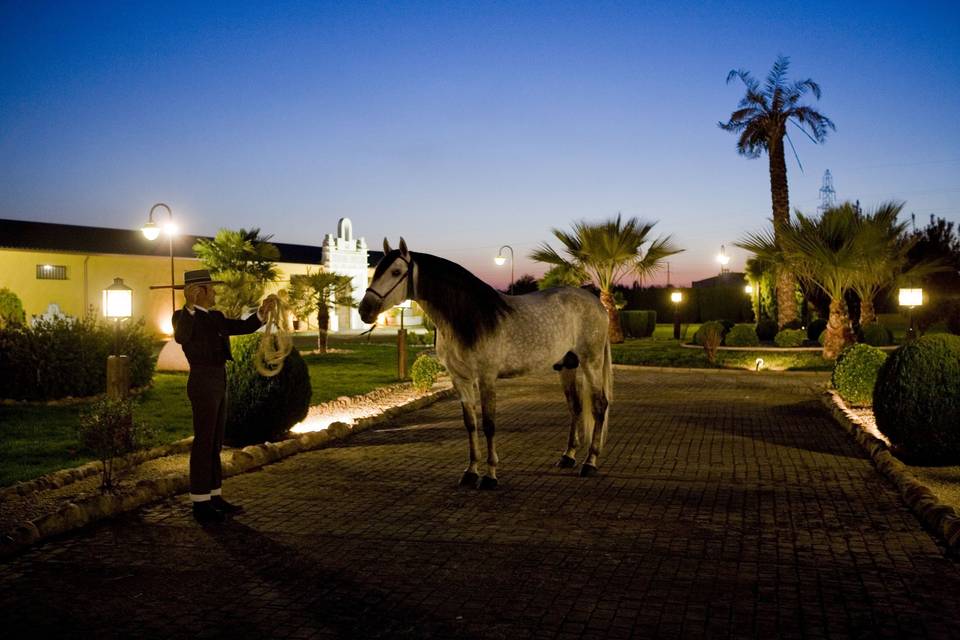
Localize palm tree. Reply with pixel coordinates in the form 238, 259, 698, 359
530, 215, 681, 343
194, 228, 281, 318
739, 204, 870, 359
287, 269, 354, 353
720, 55, 835, 328
849, 201, 911, 328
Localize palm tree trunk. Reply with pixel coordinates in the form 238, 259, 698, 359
859, 296, 876, 328
600, 289, 624, 343
317, 305, 329, 354
769, 134, 799, 328
822, 296, 855, 360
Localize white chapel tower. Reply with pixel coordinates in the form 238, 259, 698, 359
322, 218, 369, 332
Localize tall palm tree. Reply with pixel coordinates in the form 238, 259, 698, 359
720, 55, 835, 328
739, 204, 871, 359
194, 228, 281, 318
287, 269, 354, 353
530, 215, 681, 343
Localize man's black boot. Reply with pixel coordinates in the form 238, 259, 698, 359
211, 495, 244, 515
193, 500, 226, 525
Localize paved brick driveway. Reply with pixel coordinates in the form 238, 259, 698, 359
3, 367, 960, 639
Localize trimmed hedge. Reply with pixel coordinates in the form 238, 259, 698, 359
0, 316, 155, 401
831, 344, 887, 406
861, 323, 893, 347
756, 318, 778, 341
774, 329, 806, 348
693, 321, 727, 346
411, 353, 445, 391
620, 310, 657, 338
225, 334, 312, 446
725, 324, 760, 347
873, 334, 960, 463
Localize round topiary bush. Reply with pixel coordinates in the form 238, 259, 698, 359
725, 324, 760, 347
831, 344, 887, 406
225, 334, 312, 446
693, 321, 727, 346
861, 322, 893, 347
411, 352, 445, 391
807, 318, 827, 342
755, 318, 778, 341
774, 329, 805, 347
873, 334, 960, 463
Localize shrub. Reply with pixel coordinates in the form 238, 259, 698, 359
945, 299, 960, 335
755, 318, 778, 341
225, 334, 312, 445
78, 398, 154, 491
693, 321, 727, 346
725, 324, 760, 347
861, 322, 893, 346
411, 353, 445, 391
774, 329, 805, 347
818, 330, 826, 346
873, 334, 960, 463
620, 310, 657, 338
0, 288, 25, 328
0, 315, 155, 401
831, 344, 887, 406
807, 318, 827, 342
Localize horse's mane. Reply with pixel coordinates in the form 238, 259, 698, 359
412, 251, 512, 348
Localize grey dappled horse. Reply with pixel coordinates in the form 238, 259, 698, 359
358, 238, 613, 490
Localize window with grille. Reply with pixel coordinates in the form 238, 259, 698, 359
36, 264, 68, 280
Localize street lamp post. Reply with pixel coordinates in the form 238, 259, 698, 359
103, 278, 133, 399
670, 290, 683, 340
494, 245, 515, 294
899, 288, 923, 342
142, 203, 177, 317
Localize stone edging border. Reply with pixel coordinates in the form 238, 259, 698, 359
678, 343, 898, 353
0, 384, 456, 559
821, 391, 960, 552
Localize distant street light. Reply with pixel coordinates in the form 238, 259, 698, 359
744, 284, 753, 295
670, 290, 683, 340
716, 245, 730, 275
899, 287, 923, 341
142, 203, 177, 316
495, 245, 515, 294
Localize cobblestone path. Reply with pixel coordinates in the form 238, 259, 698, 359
2, 368, 959, 639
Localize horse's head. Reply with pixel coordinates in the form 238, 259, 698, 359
359, 237, 413, 324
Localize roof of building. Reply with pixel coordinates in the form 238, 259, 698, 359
691, 272, 747, 289
0, 218, 383, 266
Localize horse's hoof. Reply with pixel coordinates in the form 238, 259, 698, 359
556, 455, 578, 469
459, 471, 480, 487
478, 476, 498, 490
579, 464, 598, 478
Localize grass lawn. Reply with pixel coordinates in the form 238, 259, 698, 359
0, 338, 428, 487
613, 334, 833, 371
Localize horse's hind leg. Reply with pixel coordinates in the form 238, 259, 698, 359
478, 377, 499, 490
556, 367, 582, 469
579, 360, 610, 478
455, 378, 481, 487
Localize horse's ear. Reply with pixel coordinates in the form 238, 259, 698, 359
399, 237, 409, 259
383, 238, 392, 254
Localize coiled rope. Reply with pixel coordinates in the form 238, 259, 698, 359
255, 293, 294, 377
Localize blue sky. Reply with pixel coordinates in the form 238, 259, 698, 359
2, 1, 958, 287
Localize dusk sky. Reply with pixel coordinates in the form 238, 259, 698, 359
2, 1, 958, 288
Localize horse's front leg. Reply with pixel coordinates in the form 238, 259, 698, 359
478, 377, 499, 490
455, 378, 482, 488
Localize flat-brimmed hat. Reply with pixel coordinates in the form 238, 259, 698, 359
174, 269, 224, 290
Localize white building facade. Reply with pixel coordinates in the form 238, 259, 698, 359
322, 218, 370, 332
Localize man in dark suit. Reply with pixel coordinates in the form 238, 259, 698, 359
172, 269, 276, 525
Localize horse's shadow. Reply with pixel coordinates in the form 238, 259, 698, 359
203, 520, 478, 639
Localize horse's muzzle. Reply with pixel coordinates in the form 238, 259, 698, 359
358, 296, 379, 324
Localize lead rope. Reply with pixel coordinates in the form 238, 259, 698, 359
255, 293, 293, 377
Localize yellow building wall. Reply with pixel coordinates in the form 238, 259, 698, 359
0, 249, 352, 336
